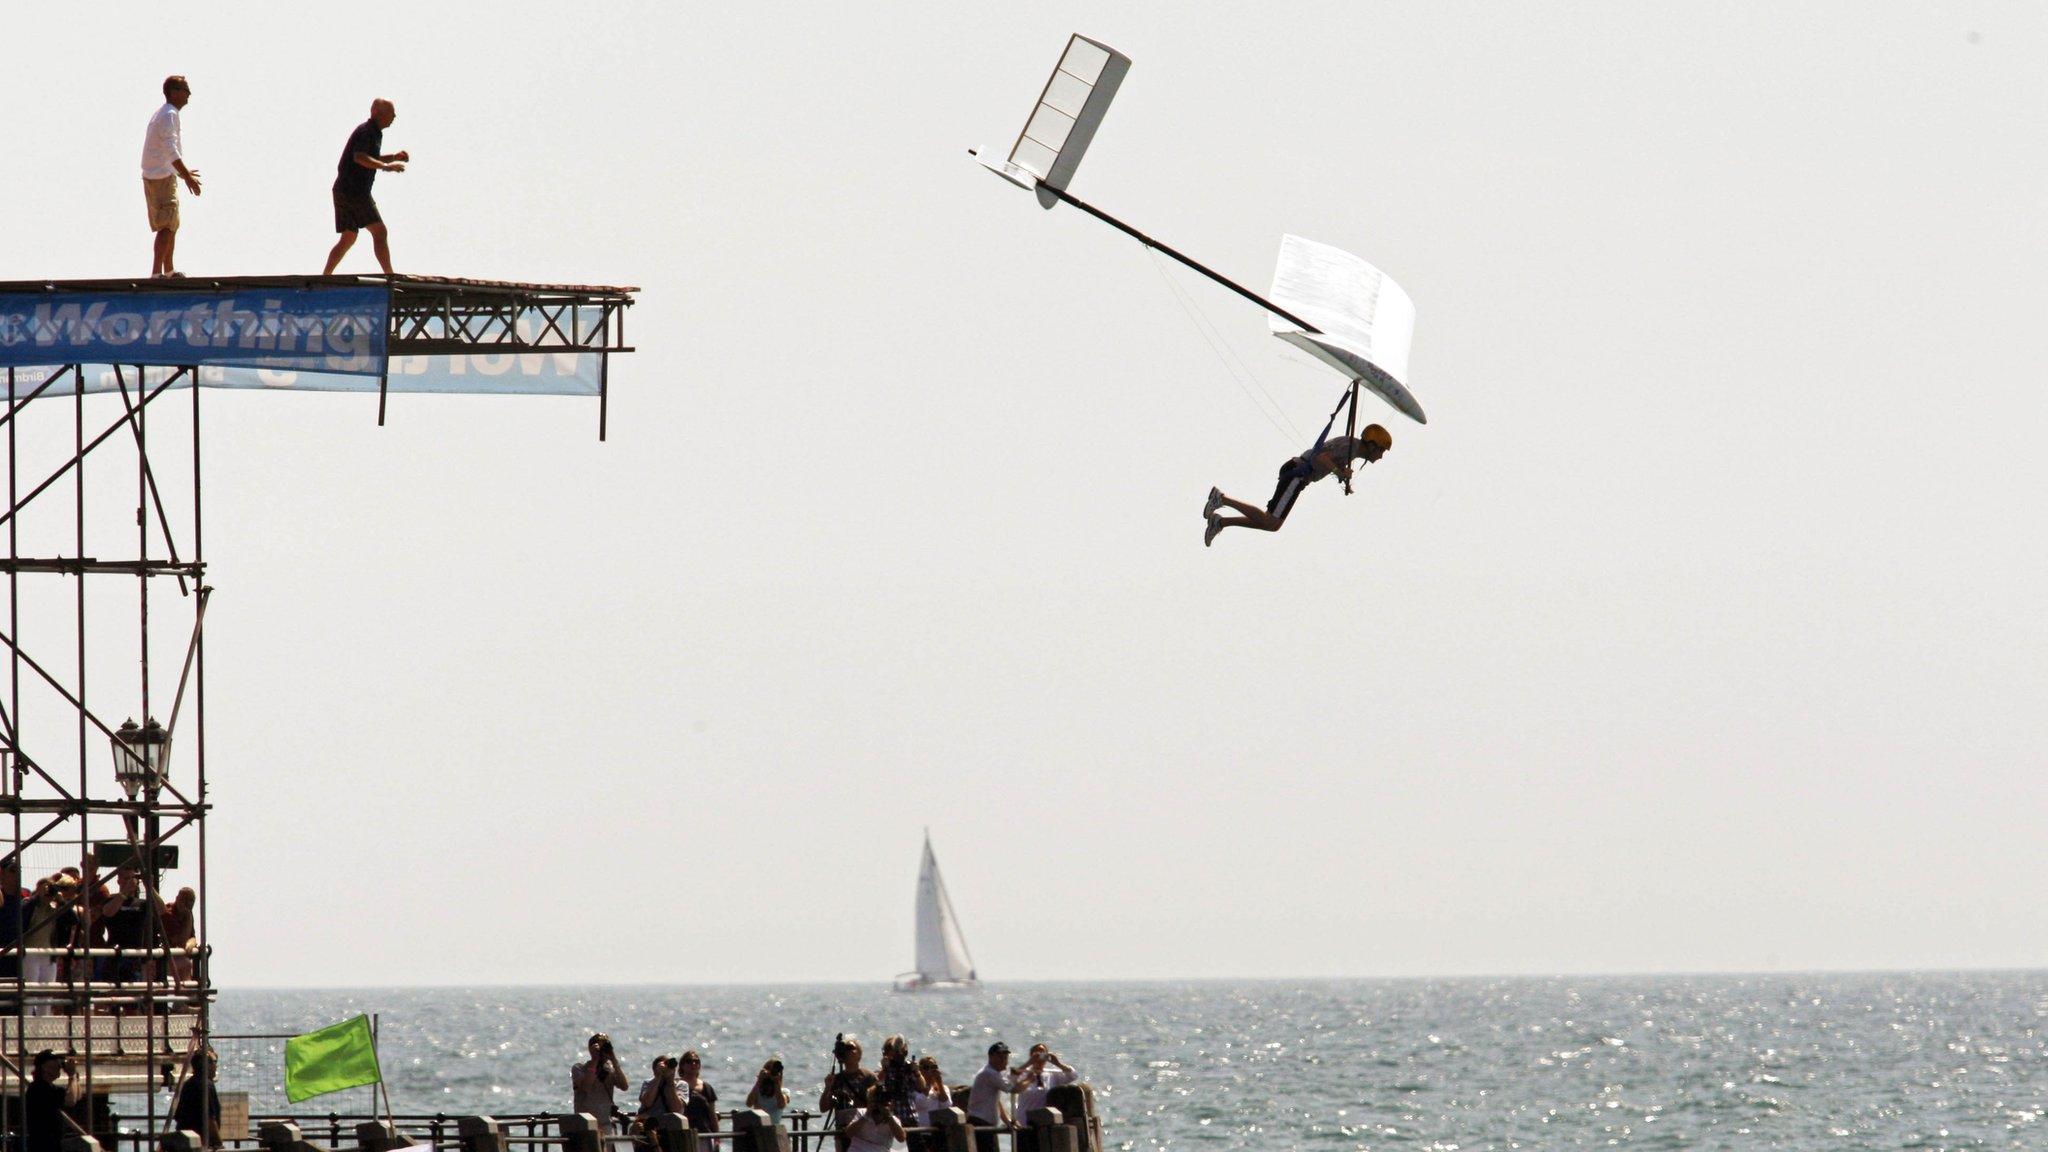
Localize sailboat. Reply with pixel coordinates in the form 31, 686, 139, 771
893, 832, 981, 992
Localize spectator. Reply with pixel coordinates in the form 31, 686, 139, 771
965, 1043, 1012, 1152
1, 856, 23, 981
745, 1059, 789, 1127
173, 1044, 222, 1148
676, 1050, 718, 1134
20, 876, 74, 1015
877, 1036, 918, 1132
161, 887, 199, 987
141, 75, 202, 278
572, 1033, 629, 1134
97, 866, 158, 994
908, 1057, 950, 1152
23, 1050, 81, 1152
48, 872, 84, 991
1010, 1045, 1077, 1123
819, 1034, 876, 1112
843, 1084, 906, 1152
638, 1055, 684, 1122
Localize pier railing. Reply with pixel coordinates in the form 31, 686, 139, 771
68, 1092, 1105, 1152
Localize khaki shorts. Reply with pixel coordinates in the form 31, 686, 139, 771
144, 175, 179, 232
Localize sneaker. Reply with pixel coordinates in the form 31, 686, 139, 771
1204, 487, 1223, 518
1204, 516, 1223, 547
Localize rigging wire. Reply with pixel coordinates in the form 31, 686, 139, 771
1142, 247, 1305, 447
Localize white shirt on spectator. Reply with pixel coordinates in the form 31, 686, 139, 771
141, 103, 183, 179
1013, 1064, 1077, 1122
967, 1064, 1007, 1125
911, 1089, 950, 1127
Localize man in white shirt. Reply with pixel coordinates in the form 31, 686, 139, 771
964, 1042, 1011, 1152
1010, 1045, 1077, 1123
141, 75, 203, 278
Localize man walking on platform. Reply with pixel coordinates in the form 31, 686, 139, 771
322, 99, 409, 275
142, 75, 202, 278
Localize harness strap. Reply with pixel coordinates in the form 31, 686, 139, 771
1340, 381, 1360, 494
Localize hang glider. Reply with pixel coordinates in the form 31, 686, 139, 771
973, 34, 1425, 426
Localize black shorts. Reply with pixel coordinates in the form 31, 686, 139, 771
1266, 458, 1311, 515
333, 190, 383, 233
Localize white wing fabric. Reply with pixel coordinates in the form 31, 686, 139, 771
1268, 234, 1425, 424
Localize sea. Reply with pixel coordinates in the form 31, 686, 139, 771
203, 973, 2045, 1151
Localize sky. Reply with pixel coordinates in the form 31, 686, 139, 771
1, 1, 2044, 986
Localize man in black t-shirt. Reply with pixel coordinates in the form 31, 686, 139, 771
322, 98, 410, 275
174, 1046, 223, 1148
99, 866, 159, 990
24, 1050, 81, 1152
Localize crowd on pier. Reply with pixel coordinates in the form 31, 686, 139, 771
0, 854, 203, 1012
572, 1032, 1079, 1152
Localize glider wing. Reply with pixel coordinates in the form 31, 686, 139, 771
1268, 234, 1425, 424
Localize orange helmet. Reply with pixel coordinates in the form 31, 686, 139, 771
1360, 424, 1393, 452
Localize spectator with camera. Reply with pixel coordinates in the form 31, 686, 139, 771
819, 1033, 876, 1111
1010, 1044, 1077, 1122
573, 1033, 630, 1134
639, 1054, 685, 1121
908, 1057, 952, 1152
24, 1049, 83, 1152
746, 1059, 790, 1126
878, 1035, 919, 1131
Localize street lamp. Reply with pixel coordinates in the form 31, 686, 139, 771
111, 716, 169, 799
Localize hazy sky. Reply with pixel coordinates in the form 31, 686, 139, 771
2, 2, 2043, 986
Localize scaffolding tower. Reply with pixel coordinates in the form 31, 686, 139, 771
0, 274, 635, 1142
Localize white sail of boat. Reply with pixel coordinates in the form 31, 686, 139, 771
893, 832, 980, 992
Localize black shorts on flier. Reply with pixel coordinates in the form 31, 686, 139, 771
333, 190, 382, 233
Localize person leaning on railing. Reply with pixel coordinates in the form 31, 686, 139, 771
162, 887, 200, 987
965, 1043, 1013, 1152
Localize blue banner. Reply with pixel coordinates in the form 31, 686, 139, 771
0, 287, 388, 375
4, 353, 603, 400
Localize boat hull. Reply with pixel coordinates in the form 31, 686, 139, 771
891, 975, 981, 993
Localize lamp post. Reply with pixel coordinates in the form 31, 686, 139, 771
111, 717, 169, 885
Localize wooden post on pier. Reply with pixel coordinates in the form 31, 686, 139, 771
1044, 1084, 1099, 1152
1014, 1110, 1076, 1152
558, 1113, 603, 1152
927, 1109, 973, 1152
356, 1120, 414, 1151
651, 1112, 699, 1152
729, 1108, 789, 1152
457, 1117, 509, 1152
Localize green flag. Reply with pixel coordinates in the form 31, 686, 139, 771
284, 1015, 382, 1103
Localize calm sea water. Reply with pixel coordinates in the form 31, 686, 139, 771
203, 974, 2046, 1151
